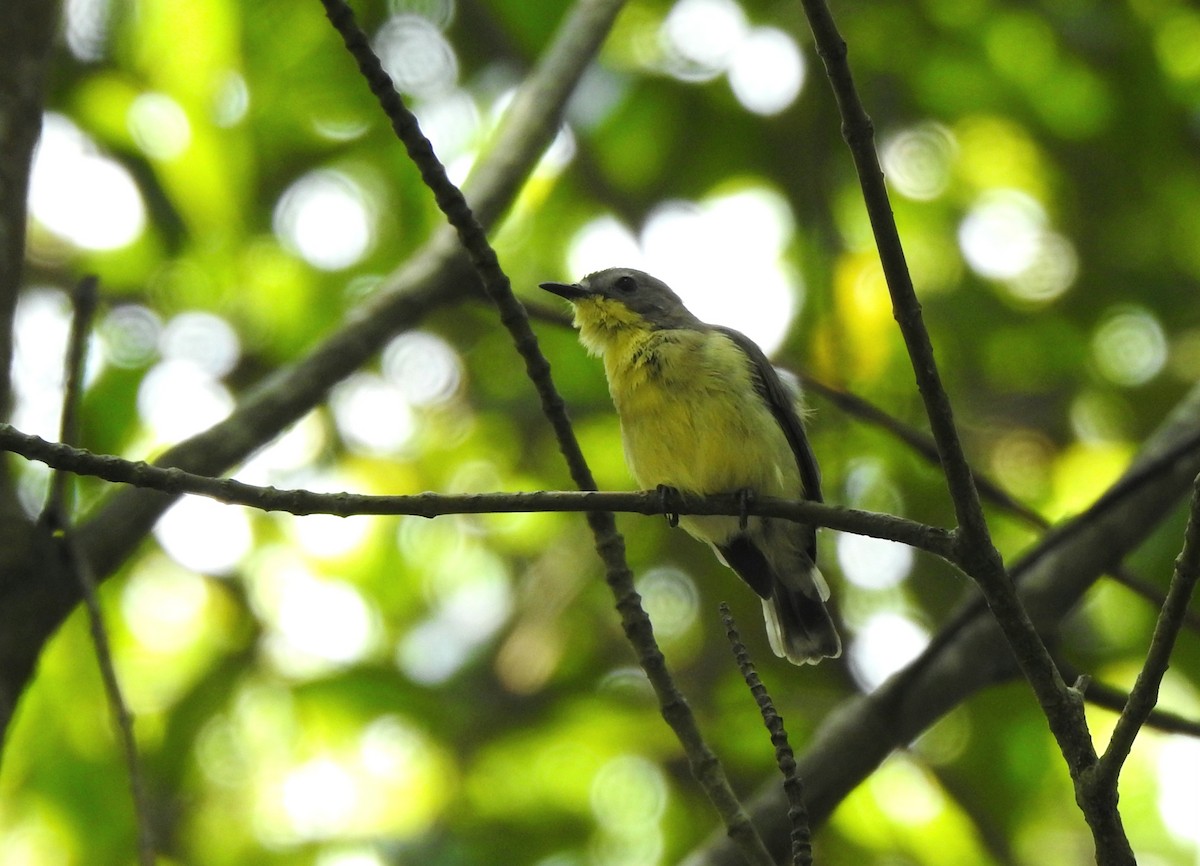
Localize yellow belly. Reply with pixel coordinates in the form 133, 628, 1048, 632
605, 329, 800, 498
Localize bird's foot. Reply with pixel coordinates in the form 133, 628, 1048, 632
735, 488, 755, 532
656, 484, 681, 528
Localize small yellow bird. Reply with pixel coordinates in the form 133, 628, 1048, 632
541, 267, 840, 664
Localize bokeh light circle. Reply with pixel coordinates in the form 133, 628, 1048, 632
727, 27, 805, 116
274, 171, 375, 271
849, 613, 930, 691
1092, 306, 1167, 387
881, 122, 957, 201
659, 0, 748, 82
374, 14, 458, 98
29, 114, 146, 251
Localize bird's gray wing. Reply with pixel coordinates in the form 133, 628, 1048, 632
713, 326, 823, 506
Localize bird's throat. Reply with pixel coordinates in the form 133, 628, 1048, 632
572, 298, 652, 357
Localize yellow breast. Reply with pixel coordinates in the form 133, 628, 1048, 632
598, 327, 800, 497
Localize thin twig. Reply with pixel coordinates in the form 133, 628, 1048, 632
721, 604, 813, 866
1055, 661, 1200, 739
798, 376, 1048, 531
317, 3, 772, 862
1105, 564, 1200, 633
799, 376, 1200, 635
799, 0, 1092, 784
41, 275, 96, 523
1096, 472, 1200, 786
61, 532, 155, 864
42, 277, 155, 866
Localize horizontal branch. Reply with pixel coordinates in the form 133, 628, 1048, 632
0, 423, 955, 559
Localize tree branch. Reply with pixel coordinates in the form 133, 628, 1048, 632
722, 604, 812, 866
797, 0, 990, 548
42, 277, 97, 523
77, 0, 625, 579
41, 277, 155, 865
1056, 661, 1200, 739
1094, 472, 1200, 787
0, 0, 57, 428
0, 424, 955, 558
798, 375, 1048, 530
797, 1, 1127, 854
800, 375, 1197, 635
0, 0, 56, 616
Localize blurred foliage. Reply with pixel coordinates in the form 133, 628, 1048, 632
4, 0, 1200, 864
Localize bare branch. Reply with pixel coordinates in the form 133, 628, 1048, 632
75, 0, 627, 578
721, 604, 812, 866
797, 0, 991, 548
799, 375, 1197, 636
796, 3, 1129, 855
41, 277, 155, 866
1107, 567, 1200, 634
1056, 661, 1200, 739
1095, 472, 1200, 786
318, 2, 773, 862
0, 423, 955, 558
798, 376, 1047, 530
42, 276, 97, 523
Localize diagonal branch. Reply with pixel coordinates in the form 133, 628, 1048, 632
318, 2, 772, 862
1056, 660, 1200, 739
722, 604, 813, 866
685, 379, 1200, 866
800, 375, 1197, 633
1094, 472, 1200, 787
795, 4, 1123, 854
41, 277, 155, 866
76, 0, 626, 580
0, 0, 627, 744
42, 276, 97, 523
796, 0, 990, 548
798, 375, 1048, 530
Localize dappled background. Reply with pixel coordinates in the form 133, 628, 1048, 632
3, 0, 1200, 864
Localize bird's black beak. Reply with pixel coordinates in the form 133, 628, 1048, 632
539, 281, 590, 301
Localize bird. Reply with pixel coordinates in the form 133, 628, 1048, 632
540, 267, 840, 665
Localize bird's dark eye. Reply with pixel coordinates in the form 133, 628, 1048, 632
615, 275, 637, 293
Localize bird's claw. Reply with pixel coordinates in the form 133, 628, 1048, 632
657, 484, 681, 528
736, 488, 755, 532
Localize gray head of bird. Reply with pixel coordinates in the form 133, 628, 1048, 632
540, 268, 704, 353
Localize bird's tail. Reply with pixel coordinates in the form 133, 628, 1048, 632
761, 563, 841, 665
